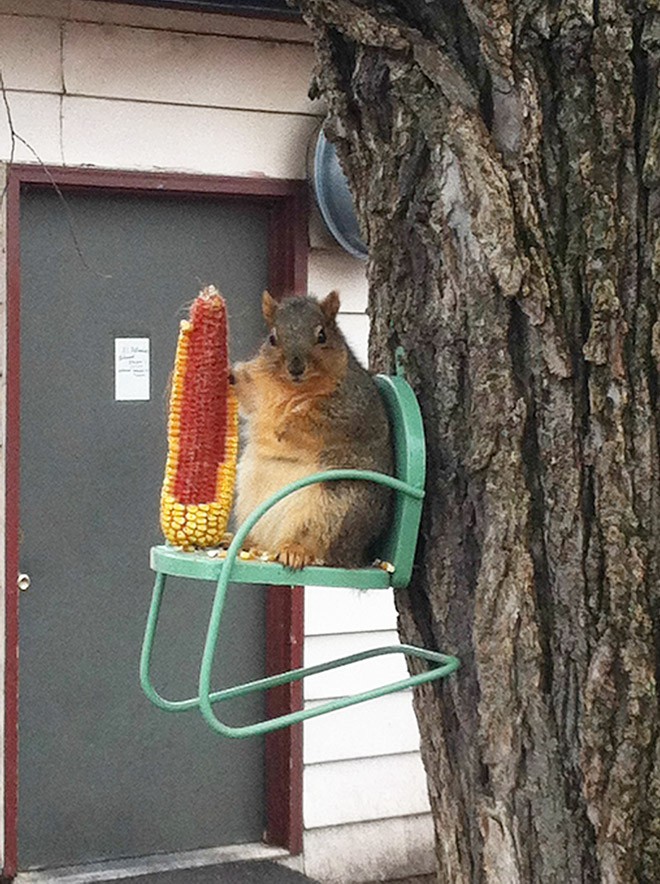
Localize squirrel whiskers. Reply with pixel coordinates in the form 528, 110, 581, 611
232, 291, 393, 569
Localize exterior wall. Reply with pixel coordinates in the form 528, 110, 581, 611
0, 2, 433, 881
302, 587, 434, 882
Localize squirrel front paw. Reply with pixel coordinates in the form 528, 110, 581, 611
231, 361, 257, 412
277, 542, 318, 570
231, 361, 250, 385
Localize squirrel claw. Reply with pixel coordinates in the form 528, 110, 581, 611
277, 542, 316, 571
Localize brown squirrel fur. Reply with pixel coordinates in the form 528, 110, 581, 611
232, 290, 393, 570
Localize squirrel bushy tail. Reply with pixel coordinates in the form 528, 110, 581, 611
233, 291, 393, 569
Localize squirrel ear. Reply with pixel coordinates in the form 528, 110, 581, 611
262, 290, 278, 326
321, 290, 340, 322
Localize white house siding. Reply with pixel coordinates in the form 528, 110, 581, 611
0, 2, 434, 880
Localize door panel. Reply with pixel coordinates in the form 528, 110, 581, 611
19, 189, 269, 869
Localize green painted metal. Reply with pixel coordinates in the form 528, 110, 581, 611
150, 544, 392, 589
140, 374, 459, 737
141, 533, 460, 738
373, 375, 426, 588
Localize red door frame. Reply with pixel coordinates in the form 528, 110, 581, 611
3, 165, 307, 878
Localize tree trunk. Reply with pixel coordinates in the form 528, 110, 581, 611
296, 1, 660, 881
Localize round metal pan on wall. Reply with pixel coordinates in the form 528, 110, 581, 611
310, 127, 368, 260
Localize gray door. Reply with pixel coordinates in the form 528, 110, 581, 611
19, 188, 269, 870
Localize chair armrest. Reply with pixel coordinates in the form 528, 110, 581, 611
227, 468, 424, 567
196, 470, 425, 735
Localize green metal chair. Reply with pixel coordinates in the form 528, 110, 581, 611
140, 374, 459, 738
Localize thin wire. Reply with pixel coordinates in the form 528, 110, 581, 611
0, 66, 113, 279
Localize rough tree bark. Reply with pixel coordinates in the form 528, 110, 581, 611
295, 1, 660, 881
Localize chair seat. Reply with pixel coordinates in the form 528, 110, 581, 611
150, 544, 392, 589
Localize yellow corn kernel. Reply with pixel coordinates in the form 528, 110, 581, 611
160, 286, 239, 551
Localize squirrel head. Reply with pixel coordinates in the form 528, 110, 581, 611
259, 291, 348, 387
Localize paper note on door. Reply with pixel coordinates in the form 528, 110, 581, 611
115, 338, 150, 401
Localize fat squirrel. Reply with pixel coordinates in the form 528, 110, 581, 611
232, 290, 393, 570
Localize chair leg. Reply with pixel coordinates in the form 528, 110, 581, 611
141, 566, 460, 737
197, 640, 459, 738
142, 469, 459, 737
194, 549, 459, 738
139, 572, 202, 713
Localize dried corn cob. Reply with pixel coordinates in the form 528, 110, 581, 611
160, 285, 238, 550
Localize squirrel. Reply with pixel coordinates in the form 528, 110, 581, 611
232, 290, 393, 570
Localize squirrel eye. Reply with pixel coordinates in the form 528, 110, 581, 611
269, 331, 277, 347
316, 327, 327, 344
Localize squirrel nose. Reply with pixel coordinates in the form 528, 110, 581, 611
288, 357, 305, 379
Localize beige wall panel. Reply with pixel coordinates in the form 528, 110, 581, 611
336, 311, 369, 366
61, 95, 316, 178
0, 1, 70, 19
68, 1, 312, 43
303, 630, 408, 701
304, 585, 396, 636
63, 22, 319, 115
304, 691, 420, 763
303, 814, 434, 883
0, 91, 62, 164
0, 1, 311, 42
303, 752, 430, 827
0, 15, 61, 92
307, 248, 367, 312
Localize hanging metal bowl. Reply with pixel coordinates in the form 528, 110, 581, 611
311, 127, 368, 260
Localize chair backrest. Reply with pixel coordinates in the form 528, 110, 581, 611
374, 375, 426, 589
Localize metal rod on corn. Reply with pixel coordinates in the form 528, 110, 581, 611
160, 286, 238, 550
